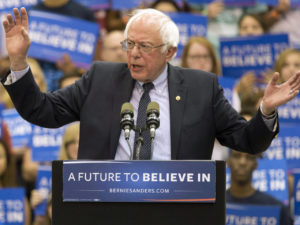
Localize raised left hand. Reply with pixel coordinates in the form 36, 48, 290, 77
262, 71, 300, 115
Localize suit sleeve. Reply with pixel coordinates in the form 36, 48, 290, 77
2, 64, 93, 128
213, 76, 279, 154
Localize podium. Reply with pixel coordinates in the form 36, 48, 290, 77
52, 160, 225, 225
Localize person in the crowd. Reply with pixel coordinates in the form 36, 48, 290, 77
30, 192, 52, 225
31, 123, 79, 225
2, 8, 300, 161
227, 149, 291, 225
0, 139, 16, 187
59, 122, 79, 160
181, 36, 223, 160
274, 48, 300, 83
233, 13, 266, 112
273, 48, 300, 220
238, 13, 266, 36
202, 0, 268, 53
181, 36, 221, 75
100, 30, 127, 63
0, 139, 31, 225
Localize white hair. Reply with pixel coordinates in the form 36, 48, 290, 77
124, 8, 179, 54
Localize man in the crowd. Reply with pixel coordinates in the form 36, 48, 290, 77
227, 149, 291, 225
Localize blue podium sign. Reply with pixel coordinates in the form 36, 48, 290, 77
0, 188, 25, 225
63, 160, 216, 203
28, 10, 99, 69
220, 34, 289, 79
226, 203, 280, 225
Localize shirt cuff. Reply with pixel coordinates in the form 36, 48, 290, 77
259, 102, 277, 132
4, 66, 30, 85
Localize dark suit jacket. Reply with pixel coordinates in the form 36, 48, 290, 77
3, 62, 278, 160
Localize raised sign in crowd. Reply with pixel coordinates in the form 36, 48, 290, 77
0, 0, 300, 224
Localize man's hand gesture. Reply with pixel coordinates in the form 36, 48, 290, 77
2, 7, 30, 71
262, 72, 300, 115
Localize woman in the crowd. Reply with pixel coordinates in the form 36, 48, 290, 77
233, 12, 267, 112
30, 123, 79, 224
238, 13, 266, 36
59, 122, 80, 160
0, 139, 31, 225
274, 48, 300, 83
181, 36, 221, 75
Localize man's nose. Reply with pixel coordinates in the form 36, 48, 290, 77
130, 45, 141, 57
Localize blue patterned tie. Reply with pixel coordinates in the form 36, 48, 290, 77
133, 82, 154, 160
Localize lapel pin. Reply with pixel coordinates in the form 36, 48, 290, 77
176, 96, 181, 101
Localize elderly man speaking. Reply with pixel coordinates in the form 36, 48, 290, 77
2, 8, 300, 160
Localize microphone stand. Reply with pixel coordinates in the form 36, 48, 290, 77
150, 138, 154, 160
126, 138, 134, 160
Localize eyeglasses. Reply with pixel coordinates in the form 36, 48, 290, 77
120, 39, 166, 53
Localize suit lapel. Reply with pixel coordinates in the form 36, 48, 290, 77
168, 65, 187, 159
110, 67, 135, 158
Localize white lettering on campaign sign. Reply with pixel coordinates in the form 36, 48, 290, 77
63, 161, 216, 202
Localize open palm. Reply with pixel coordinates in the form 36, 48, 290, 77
2, 8, 30, 70
262, 72, 300, 114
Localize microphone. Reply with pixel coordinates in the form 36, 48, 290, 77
146, 101, 160, 139
120, 102, 134, 140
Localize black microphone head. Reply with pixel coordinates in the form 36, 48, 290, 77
121, 102, 134, 116
146, 101, 160, 116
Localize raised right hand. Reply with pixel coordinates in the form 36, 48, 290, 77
2, 7, 30, 71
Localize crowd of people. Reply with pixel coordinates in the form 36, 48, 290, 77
0, 0, 300, 224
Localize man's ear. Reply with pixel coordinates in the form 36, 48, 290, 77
165, 47, 177, 62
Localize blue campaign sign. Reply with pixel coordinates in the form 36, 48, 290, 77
75, 0, 109, 9
63, 160, 216, 202
295, 173, 300, 216
28, 10, 99, 69
187, 0, 255, 6
0, 188, 25, 225
112, 0, 153, 9
278, 95, 300, 123
220, 34, 289, 79
2, 109, 32, 149
226, 203, 280, 225
264, 123, 300, 170
226, 159, 289, 204
257, 0, 278, 5
34, 165, 52, 216
169, 12, 207, 58
218, 76, 236, 105
259, 0, 300, 6
0, 0, 40, 13
30, 125, 65, 162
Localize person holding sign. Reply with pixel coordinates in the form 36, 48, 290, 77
227, 149, 291, 225
1, 8, 300, 161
